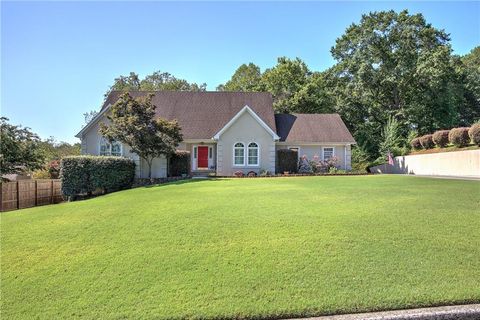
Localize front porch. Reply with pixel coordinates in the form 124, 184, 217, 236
191, 169, 216, 178
186, 142, 217, 174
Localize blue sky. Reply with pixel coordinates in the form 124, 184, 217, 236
2, 1, 479, 143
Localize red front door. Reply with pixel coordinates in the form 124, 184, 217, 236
197, 146, 209, 168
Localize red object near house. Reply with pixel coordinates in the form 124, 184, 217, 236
197, 146, 209, 168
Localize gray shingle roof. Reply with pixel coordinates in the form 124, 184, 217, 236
103, 91, 276, 140
275, 113, 356, 143
99, 91, 355, 144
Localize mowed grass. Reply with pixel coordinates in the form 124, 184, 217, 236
1, 176, 480, 319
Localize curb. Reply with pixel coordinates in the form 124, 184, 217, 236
287, 304, 480, 320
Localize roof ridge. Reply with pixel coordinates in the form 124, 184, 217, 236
275, 113, 341, 116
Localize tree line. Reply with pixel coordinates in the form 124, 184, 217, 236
105, 10, 479, 165
1, 117, 80, 179
2, 10, 478, 177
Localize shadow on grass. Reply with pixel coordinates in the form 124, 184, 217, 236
143, 178, 222, 188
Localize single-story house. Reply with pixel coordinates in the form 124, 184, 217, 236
76, 91, 355, 177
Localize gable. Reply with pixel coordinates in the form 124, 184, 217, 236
213, 106, 279, 141
275, 113, 356, 143
82, 91, 277, 140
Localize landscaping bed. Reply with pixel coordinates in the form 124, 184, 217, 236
408, 144, 479, 155
1, 176, 479, 319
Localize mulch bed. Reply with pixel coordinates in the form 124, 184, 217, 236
217, 173, 372, 178
132, 176, 191, 187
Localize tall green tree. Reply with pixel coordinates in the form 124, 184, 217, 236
99, 93, 183, 179
288, 71, 336, 114
109, 72, 141, 92
217, 63, 263, 91
455, 46, 480, 125
329, 10, 464, 158
39, 138, 81, 162
378, 116, 402, 158
262, 57, 312, 112
0, 117, 45, 175
106, 71, 206, 97
140, 71, 207, 91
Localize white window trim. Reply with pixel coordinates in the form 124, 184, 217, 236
191, 146, 197, 171
193, 146, 198, 159
233, 142, 246, 167
99, 137, 123, 156
247, 142, 260, 167
111, 141, 123, 156
322, 147, 335, 161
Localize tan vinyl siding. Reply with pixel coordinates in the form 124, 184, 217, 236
79, 114, 165, 178
216, 111, 276, 175
275, 144, 352, 170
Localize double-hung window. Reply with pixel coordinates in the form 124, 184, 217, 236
234, 143, 245, 166
247, 142, 259, 166
111, 142, 122, 156
323, 147, 334, 161
100, 138, 122, 156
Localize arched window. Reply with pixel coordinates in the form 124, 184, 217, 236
233, 142, 245, 166
100, 138, 122, 156
111, 142, 122, 156
100, 138, 111, 156
247, 142, 259, 166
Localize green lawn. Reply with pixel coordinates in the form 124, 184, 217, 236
1, 176, 480, 319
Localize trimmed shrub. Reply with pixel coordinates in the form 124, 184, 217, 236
410, 138, 422, 150
449, 127, 470, 147
276, 149, 298, 174
468, 123, 480, 146
432, 130, 450, 148
247, 171, 257, 177
169, 151, 190, 177
61, 156, 135, 200
234, 170, 244, 177
419, 134, 434, 149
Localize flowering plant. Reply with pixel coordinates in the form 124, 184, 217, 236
298, 155, 313, 173
234, 170, 244, 177
305, 155, 339, 173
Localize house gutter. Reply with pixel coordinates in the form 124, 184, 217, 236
75, 104, 111, 138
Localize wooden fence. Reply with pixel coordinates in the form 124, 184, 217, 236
0, 179, 63, 212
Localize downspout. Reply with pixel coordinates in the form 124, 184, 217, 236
344, 145, 347, 170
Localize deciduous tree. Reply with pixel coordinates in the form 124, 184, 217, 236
99, 93, 183, 179
329, 10, 464, 158
106, 71, 206, 97
262, 57, 311, 112
217, 63, 263, 92
0, 117, 45, 175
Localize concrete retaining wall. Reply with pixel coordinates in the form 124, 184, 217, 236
369, 149, 480, 178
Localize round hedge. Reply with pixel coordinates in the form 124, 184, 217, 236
410, 138, 422, 150
419, 134, 434, 149
169, 150, 190, 177
468, 123, 480, 146
448, 127, 470, 147
432, 130, 450, 148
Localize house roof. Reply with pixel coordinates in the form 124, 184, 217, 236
100, 91, 276, 140
275, 113, 356, 144
213, 105, 280, 141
